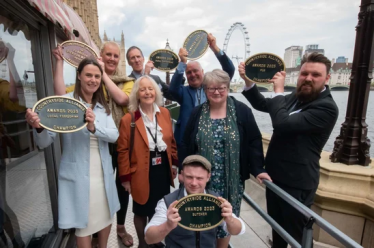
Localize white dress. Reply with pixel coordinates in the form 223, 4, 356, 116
75, 134, 112, 237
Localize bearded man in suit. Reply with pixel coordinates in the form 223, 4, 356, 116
238, 52, 339, 248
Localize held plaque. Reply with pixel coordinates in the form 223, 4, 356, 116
244, 53, 286, 83
149, 49, 179, 72
32, 96, 88, 133
175, 193, 223, 231
183, 30, 209, 60
61, 40, 98, 68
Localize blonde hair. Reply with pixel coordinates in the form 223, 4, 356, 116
202, 69, 231, 88
100, 41, 121, 56
128, 76, 163, 112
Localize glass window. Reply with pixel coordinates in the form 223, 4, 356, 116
0, 10, 53, 247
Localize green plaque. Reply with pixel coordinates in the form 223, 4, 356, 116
175, 193, 223, 231
149, 49, 179, 72
183, 30, 209, 61
244, 53, 286, 83
32, 96, 88, 133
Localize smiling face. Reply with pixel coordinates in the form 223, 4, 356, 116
100, 43, 120, 75
128, 48, 144, 73
186, 62, 204, 88
205, 82, 228, 105
137, 77, 156, 107
296, 62, 330, 102
182, 165, 210, 195
78, 64, 102, 96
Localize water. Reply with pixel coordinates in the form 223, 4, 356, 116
231, 91, 374, 158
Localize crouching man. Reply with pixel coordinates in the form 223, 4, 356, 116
144, 155, 245, 248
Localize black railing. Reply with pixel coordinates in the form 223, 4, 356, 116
242, 180, 362, 248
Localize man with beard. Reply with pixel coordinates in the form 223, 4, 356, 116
238, 52, 338, 248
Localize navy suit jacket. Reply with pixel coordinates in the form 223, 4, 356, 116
169, 52, 235, 145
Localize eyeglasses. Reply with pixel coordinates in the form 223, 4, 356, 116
206, 87, 227, 93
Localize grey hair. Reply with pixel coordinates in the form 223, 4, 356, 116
128, 75, 163, 112
187, 61, 203, 70
202, 69, 230, 88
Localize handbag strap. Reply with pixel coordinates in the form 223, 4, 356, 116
129, 112, 135, 162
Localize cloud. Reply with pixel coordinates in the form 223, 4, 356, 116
98, 0, 361, 80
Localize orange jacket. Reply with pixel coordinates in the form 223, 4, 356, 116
117, 107, 178, 204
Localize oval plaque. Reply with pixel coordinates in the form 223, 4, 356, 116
61, 40, 98, 68
149, 49, 179, 72
183, 30, 209, 61
175, 193, 223, 231
32, 96, 88, 133
244, 53, 286, 83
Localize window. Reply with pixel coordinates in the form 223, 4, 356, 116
0, 10, 53, 246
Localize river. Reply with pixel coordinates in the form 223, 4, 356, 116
230, 91, 374, 158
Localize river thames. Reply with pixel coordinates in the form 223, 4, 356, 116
231, 91, 374, 158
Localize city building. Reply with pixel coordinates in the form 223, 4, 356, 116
284, 66, 301, 85
102, 30, 127, 75
62, 0, 101, 48
329, 58, 352, 85
284, 46, 303, 68
304, 44, 325, 56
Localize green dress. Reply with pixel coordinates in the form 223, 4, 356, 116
198, 118, 244, 238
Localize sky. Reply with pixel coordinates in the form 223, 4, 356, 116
97, 0, 361, 82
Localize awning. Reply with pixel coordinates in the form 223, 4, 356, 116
27, 0, 74, 38
63, 3, 100, 54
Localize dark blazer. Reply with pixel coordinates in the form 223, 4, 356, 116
180, 96, 265, 181
128, 72, 175, 101
169, 52, 235, 145
242, 85, 338, 189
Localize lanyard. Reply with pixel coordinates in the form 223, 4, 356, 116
146, 115, 159, 152
196, 88, 202, 105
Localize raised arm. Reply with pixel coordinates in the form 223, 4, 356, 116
169, 48, 188, 104
208, 33, 235, 79
52, 46, 67, 95
97, 57, 129, 106
239, 62, 269, 112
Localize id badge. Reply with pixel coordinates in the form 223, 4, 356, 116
152, 156, 162, 166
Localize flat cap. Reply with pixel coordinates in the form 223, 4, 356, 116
182, 155, 211, 172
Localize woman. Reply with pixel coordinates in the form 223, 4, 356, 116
25, 58, 119, 248
53, 41, 134, 246
181, 69, 269, 248
117, 76, 178, 248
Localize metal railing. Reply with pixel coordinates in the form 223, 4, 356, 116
242, 180, 362, 248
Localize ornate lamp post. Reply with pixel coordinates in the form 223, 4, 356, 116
164, 39, 173, 105
330, 0, 373, 166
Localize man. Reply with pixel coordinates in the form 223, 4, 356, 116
144, 155, 245, 248
169, 33, 235, 157
126, 46, 174, 101
238, 52, 339, 247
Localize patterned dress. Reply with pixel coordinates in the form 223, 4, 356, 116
205, 118, 244, 238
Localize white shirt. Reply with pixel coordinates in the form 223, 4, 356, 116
139, 103, 167, 152
144, 189, 246, 235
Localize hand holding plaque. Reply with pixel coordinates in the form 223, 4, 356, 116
243, 53, 286, 84
183, 30, 209, 61
60, 40, 98, 68
31, 96, 88, 133
149, 49, 179, 72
